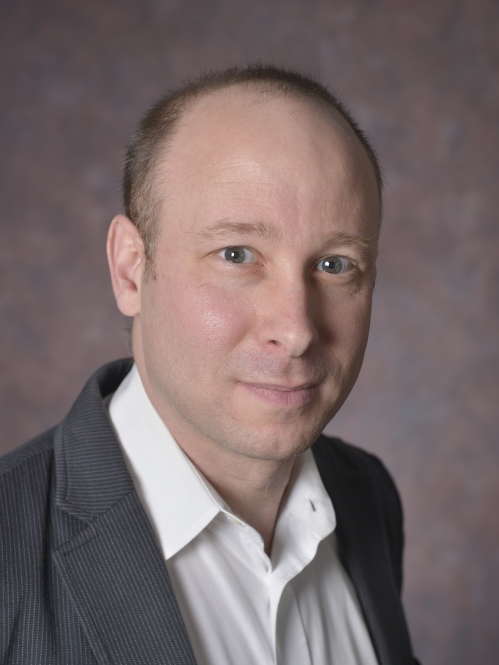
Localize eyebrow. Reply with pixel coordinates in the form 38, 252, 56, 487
193, 220, 377, 261
321, 231, 378, 262
193, 220, 283, 242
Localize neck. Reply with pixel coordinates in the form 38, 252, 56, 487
178, 435, 296, 555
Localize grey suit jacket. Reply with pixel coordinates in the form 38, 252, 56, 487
1, 359, 417, 664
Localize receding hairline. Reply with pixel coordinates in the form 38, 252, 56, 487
160, 80, 363, 158
153, 81, 372, 188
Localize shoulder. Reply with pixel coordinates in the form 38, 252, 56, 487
312, 433, 402, 510
0, 358, 133, 493
312, 432, 388, 472
0, 428, 57, 530
1, 427, 56, 488
312, 434, 405, 589
0, 429, 58, 597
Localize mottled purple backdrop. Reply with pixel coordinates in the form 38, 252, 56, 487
1, 0, 498, 662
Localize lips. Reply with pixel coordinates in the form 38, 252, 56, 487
238, 381, 319, 408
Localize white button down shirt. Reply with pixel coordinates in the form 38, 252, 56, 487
109, 364, 379, 665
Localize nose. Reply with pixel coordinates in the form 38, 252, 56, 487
257, 277, 319, 358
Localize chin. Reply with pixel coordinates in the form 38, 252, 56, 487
218, 416, 326, 462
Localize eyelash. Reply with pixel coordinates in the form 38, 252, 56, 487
217, 247, 257, 264
316, 256, 352, 275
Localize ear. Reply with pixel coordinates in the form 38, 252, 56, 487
107, 215, 145, 317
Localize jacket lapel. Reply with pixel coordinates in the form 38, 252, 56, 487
52, 359, 197, 665
313, 437, 414, 665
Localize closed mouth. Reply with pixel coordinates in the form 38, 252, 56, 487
238, 381, 319, 408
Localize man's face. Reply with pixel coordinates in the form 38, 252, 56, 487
133, 89, 380, 461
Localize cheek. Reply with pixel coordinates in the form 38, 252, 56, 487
151, 276, 254, 361
321, 289, 372, 359
345, 295, 372, 360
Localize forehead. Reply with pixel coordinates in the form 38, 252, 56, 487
154, 87, 379, 237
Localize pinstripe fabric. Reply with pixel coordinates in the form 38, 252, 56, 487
1, 359, 417, 665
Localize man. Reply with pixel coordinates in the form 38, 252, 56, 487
1, 65, 418, 664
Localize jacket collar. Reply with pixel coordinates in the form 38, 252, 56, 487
54, 357, 135, 521
52, 358, 197, 665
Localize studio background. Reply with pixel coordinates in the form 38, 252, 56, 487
1, 0, 498, 662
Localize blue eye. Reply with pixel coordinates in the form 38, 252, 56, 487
317, 255, 350, 274
221, 247, 255, 263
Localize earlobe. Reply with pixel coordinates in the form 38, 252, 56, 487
107, 215, 144, 317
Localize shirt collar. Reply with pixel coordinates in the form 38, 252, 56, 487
109, 364, 223, 559
109, 363, 336, 561
280, 447, 337, 540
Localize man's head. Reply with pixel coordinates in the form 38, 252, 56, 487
108, 64, 381, 462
